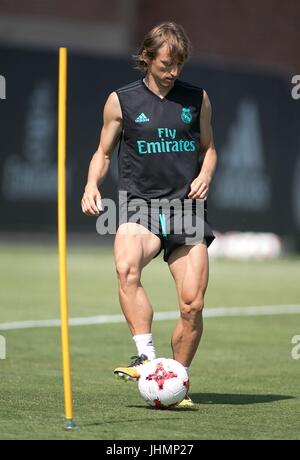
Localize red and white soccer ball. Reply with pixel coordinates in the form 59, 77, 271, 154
138, 358, 189, 409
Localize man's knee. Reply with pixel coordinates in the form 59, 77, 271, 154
115, 260, 141, 290
180, 290, 205, 320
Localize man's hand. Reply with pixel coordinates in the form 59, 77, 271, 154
188, 172, 211, 200
188, 90, 217, 201
81, 184, 103, 216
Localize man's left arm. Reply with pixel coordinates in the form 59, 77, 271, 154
188, 90, 217, 199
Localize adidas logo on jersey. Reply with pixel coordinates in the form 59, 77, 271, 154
135, 113, 150, 123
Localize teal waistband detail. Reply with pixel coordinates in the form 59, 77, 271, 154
159, 212, 167, 239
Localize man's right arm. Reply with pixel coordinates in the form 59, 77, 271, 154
81, 92, 122, 216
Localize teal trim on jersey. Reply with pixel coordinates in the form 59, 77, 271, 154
159, 212, 167, 239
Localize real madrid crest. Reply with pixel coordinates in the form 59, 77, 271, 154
181, 107, 192, 124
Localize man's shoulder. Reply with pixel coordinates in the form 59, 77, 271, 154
176, 79, 203, 93
116, 79, 142, 94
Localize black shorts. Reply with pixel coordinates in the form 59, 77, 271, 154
119, 199, 215, 262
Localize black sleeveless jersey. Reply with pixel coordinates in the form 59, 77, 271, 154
116, 78, 204, 201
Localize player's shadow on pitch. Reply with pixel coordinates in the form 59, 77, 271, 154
127, 404, 197, 412
126, 393, 295, 411
190, 393, 295, 405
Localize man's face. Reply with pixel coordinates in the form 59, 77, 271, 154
147, 43, 184, 87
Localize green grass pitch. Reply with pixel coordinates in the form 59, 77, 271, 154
0, 242, 299, 440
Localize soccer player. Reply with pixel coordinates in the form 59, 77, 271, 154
81, 22, 217, 407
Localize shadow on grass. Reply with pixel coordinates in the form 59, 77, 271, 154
84, 393, 295, 427
190, 393, 295, 405
126, 405, 197, 412
127, 393, 295, 409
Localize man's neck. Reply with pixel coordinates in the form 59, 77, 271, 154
143, 74, 175, 99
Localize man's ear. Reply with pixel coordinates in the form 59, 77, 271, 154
141, 50, 150, 66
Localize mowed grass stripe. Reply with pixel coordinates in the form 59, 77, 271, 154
0, 304, 300, 330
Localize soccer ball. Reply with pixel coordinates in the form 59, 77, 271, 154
138, 358, 189, 408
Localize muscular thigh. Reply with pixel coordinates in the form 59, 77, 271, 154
168, 243, 209, 303
114, 223, 161, 270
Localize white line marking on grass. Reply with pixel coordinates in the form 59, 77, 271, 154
0, 305, 300, 331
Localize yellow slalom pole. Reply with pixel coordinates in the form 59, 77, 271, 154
57, 47, 79, 430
